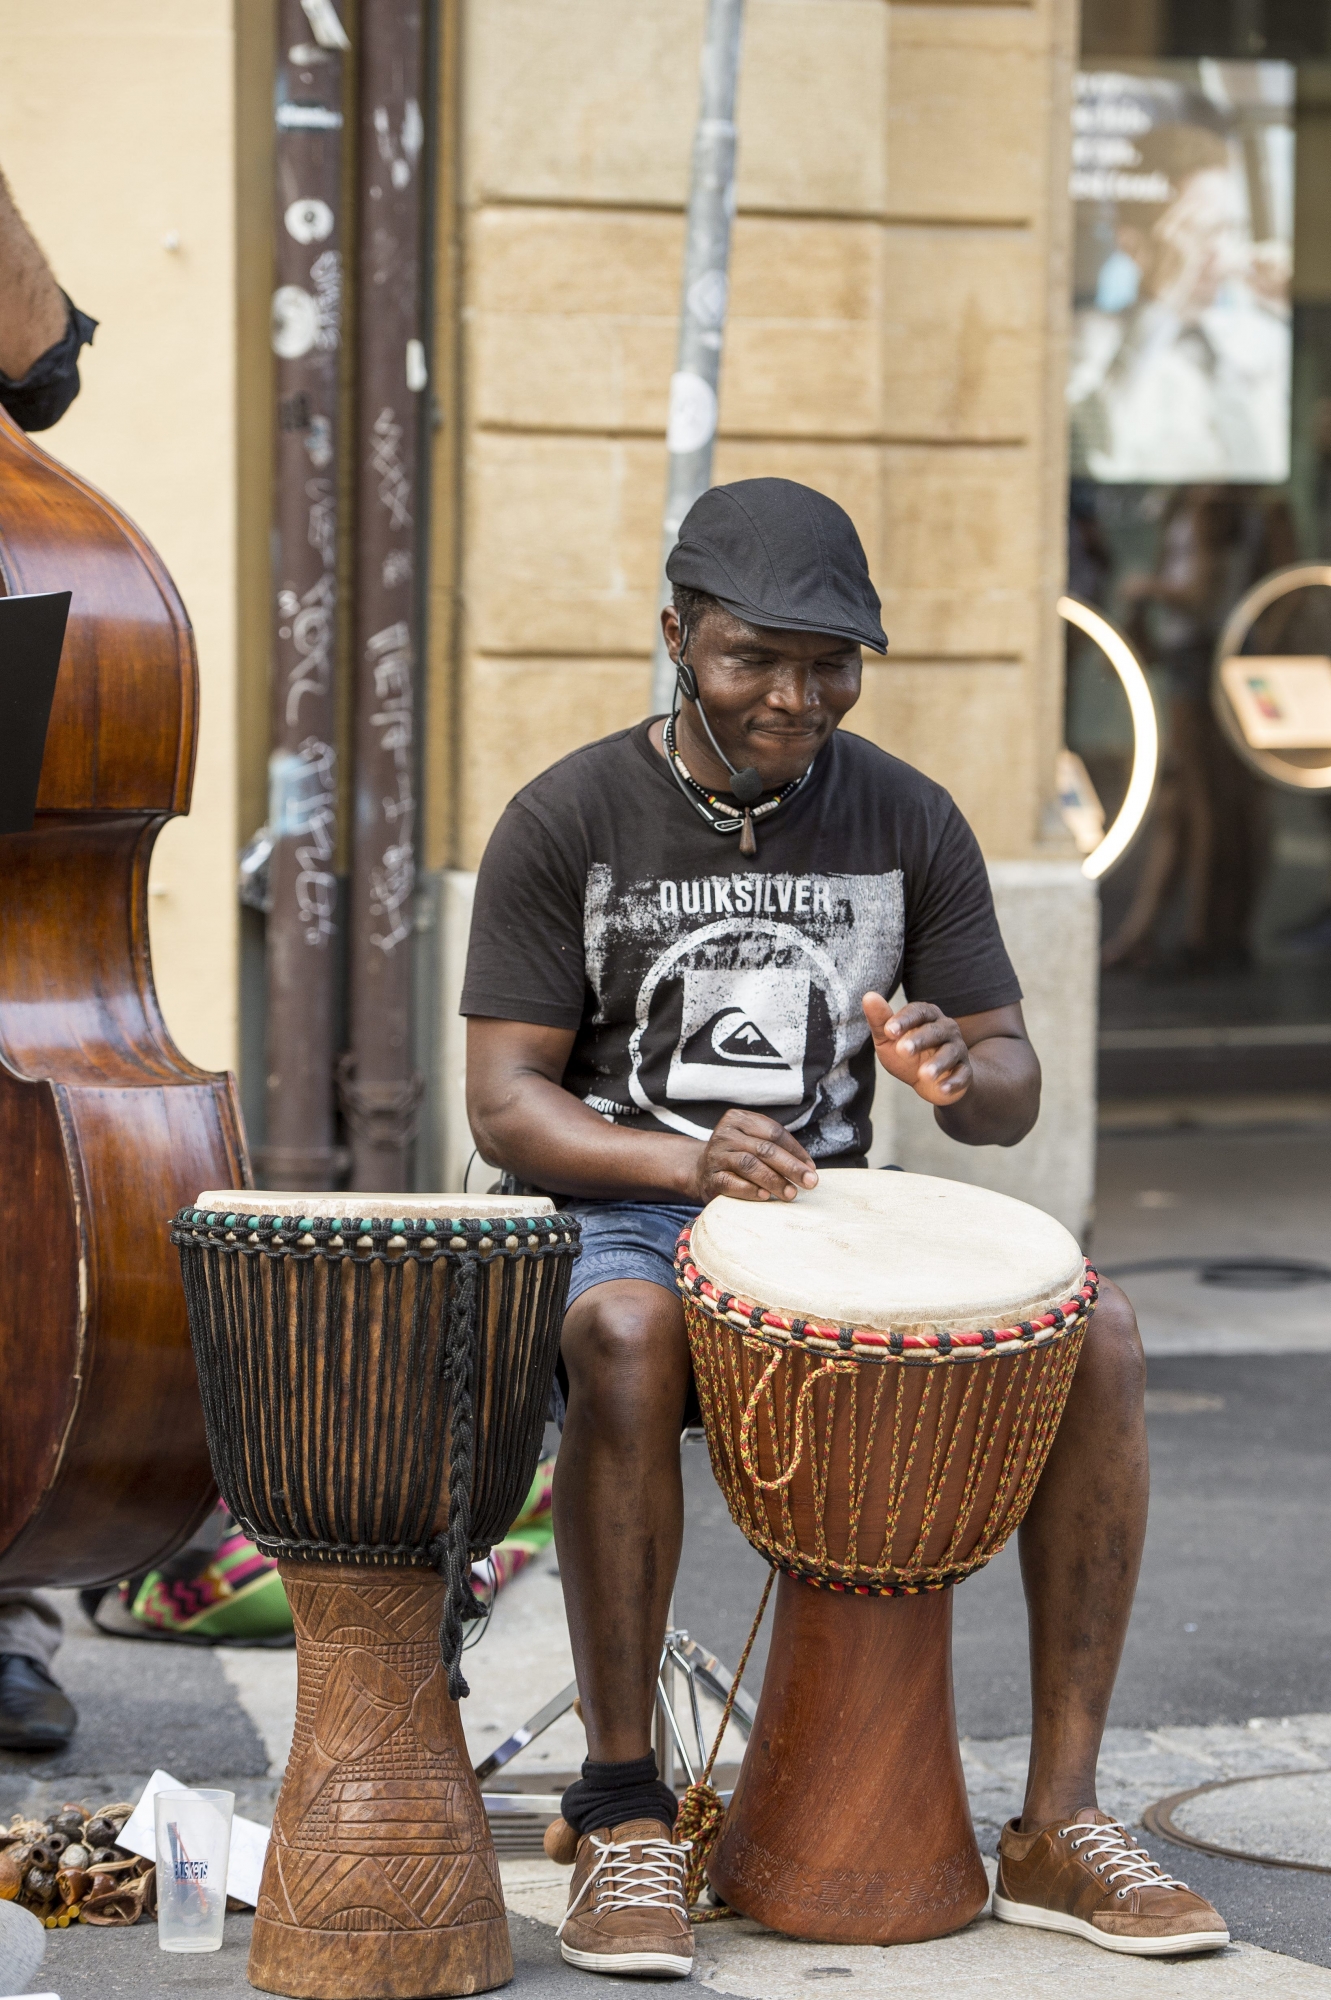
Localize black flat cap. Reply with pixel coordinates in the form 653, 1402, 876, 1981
666, 477, 887, 653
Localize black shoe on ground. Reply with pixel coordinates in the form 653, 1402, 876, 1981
0, 1652, 77, 1751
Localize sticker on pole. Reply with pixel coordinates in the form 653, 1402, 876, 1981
271, 286, 319, 358
285, 197, 334, 245
666, 372, 717, 455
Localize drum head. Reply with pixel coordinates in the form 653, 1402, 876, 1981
689, 1170, 1084, 1333
193, 1190, 555, 1219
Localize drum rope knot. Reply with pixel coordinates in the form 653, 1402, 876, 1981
674, 1567, 775, 1916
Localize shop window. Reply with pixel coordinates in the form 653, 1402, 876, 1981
1069, 5, 1331, 1098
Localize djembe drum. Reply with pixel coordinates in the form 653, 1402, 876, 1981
171, 1192, 579, 2000
677, 1170, 1096, 1946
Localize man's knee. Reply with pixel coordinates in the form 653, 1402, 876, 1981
1079, 1277, 1146, 1397
561, 1282, 688, 1394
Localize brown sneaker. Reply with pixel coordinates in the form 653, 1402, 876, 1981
994, 1808, 1229, 1956
556, 1816, 694, 1978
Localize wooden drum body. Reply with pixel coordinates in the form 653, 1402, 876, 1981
172, 1193, 579, 2000
677, 1171, 1096, 1946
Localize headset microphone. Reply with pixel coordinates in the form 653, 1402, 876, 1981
674, 620, 764, 803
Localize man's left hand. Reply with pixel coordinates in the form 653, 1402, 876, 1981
862, 993, 972, 1106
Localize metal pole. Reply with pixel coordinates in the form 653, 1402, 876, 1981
261, 0, 349, 1190
654, 1624, 678, 1797
340, 0, 428, 1189
648, 0, 745, 717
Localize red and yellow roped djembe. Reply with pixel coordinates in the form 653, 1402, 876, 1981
172, 1192, 579, 2000
677, 1170, 1097, 1946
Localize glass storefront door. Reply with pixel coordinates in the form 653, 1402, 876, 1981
1072, 1, 1331, 1099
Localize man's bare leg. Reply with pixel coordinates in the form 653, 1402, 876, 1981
1017, 1279, 1149, 1828
553, 1280, 692, 1762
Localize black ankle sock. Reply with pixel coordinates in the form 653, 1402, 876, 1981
560, 1753, 678, 1839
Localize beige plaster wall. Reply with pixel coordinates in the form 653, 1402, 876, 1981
0, 0, 241, 1075
439, 0, 1078, 873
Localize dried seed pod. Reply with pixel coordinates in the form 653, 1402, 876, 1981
89, 1846, 119, 1866
28, 1842, 59, 1870
80, 1865, 155, 1927
60, 1842, 91, 1871
83, 1816, 122, 1847
40, 1829, 69, 1857
0, 1851, 22, 1899
57, 1866, 92, 1907
24, 1865, 57, 1905
50, 1810, 85, 1838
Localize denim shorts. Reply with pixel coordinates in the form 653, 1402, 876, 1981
564, 1199, 703, 1312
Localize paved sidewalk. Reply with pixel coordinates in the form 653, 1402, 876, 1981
6, 1123, 1330, 1997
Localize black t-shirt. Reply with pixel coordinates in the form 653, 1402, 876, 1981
461, 721, 1021, 1165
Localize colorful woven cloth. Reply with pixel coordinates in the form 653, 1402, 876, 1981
120, 1508, 293, 1641
473, 1457, 554, 1599
106, 1458, 556, 1642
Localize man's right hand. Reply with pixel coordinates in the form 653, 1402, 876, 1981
690, 1109, 819, 1204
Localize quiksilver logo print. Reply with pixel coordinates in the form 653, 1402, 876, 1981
582, 867, 905, 1153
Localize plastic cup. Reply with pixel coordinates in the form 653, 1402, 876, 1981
154, 1788, 234, 1952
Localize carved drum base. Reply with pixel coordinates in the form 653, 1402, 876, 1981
248, 1564, 511, 2000
708, 1575, 989, 1946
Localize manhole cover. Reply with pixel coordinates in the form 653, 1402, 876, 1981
1144, 1769, 1331, 1873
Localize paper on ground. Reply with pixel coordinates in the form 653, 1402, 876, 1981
118, 1767, 269, 1907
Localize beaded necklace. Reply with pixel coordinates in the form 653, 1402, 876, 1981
663, 714, 808, 857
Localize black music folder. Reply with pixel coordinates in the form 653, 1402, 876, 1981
0, 590, 69, 834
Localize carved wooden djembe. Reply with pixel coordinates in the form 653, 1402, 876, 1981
678, 1170, 1095, 1946
172, 1193, 578, 2000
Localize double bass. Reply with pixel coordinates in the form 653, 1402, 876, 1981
0, 407, 249, 1588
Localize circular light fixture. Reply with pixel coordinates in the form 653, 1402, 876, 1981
1212, 563, 1331, 793
1058, 594, 1160, 880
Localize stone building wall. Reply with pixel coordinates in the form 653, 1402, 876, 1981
428, 0, 1098, 1234
430, 0, 1080, 873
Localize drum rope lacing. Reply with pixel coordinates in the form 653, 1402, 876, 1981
170, 1208, 579, 1697
676, 1228, 1098, 1599
674, 1568, 776, 1918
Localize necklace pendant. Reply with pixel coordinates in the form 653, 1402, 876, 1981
739, 809, 757, 857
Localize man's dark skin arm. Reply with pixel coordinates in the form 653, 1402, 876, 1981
0, 170, 67, 380
467, 997, 1038, 1200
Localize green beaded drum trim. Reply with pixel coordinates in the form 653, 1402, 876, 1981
170, 1207, 579, 1257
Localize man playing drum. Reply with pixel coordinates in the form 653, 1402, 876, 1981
463, 478, 1227, 1977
